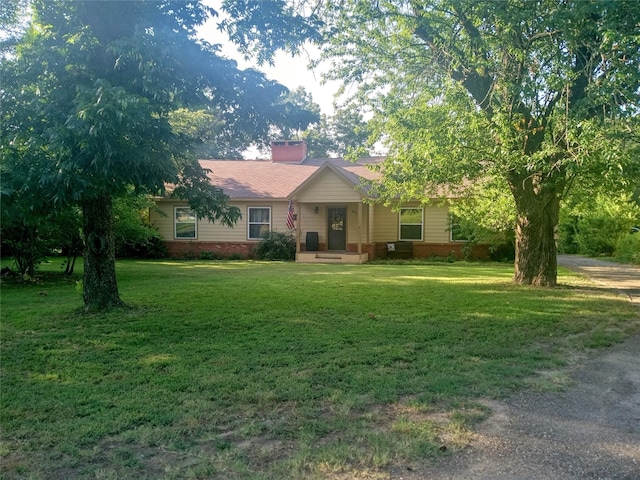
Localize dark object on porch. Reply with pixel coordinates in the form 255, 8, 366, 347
306, 231, 319, 251
387, 241, 413, 259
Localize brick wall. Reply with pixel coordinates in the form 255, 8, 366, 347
165, 241, 256, 259
366, 242, 490, 260
412, 243, 490, 260
165, 240, 490, 261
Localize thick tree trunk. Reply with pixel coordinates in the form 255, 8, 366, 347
509, 174, 561, 287
82, 195, 124, 310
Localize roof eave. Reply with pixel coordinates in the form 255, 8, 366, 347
288, 162, 368, 201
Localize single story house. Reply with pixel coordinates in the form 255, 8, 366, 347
151, 141, 489, 263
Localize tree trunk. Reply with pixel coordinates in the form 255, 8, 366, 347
509, 173, 561, 287
82, 195, 124, 310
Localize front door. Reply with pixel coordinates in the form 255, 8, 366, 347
327, 207, 347, 250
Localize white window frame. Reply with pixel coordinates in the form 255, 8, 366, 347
174, 206, 197, 239
247, 206, 271, 240
399, 207, 423, 241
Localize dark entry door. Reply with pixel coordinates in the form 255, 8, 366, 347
327, 207, 347, 250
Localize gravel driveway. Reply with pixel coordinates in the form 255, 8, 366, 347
392, 255, 640, 480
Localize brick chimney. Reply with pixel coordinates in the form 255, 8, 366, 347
271, 140, 307, 163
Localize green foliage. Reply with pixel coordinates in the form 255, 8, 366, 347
170, 162, 242, 227
1, 187, 166, 271
169, 88, 321, 159
113, 194, 167, 259
615, 233, 640, 264
560, 193, 640, 257
313, 0, 640, 285
0, 200, 83, 276
168, 108, 241, 159
448, 176, 517, 260
0, 110, 69, 274
199, 251, 222, 260
42, 207, 84, 274
558, 216, 580, 254
575, 218, 622, 257
0, 214, 45, 276
270, 86, 321, 142
301, 114, 335, 157
304, 109, 373, 158
253, 231, 296, 261
0, 0, 29, 54
219, 0, 322, 65
2, 0, 319, 309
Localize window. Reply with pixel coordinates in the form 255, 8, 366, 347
450, 214, 471, 242
399, 208, 423, 241
248, 207, 271, 240
175, 207, 196, 239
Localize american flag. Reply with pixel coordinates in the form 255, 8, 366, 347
286, 200, 295, 230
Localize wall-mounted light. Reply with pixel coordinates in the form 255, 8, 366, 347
314, 206, 319, 214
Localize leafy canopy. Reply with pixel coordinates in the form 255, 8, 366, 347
1, 0, 318, 223
1, 0, 319, 307
318, 0, 640, 203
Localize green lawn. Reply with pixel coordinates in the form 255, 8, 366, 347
1, 259, 638, 479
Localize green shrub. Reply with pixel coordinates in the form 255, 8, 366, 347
615, 233, 640, 264
118, 233, 168, 259
253, 231, 296, 261
489, 242, 515, 262
182, 249, 197, 260
114, 194, 167, 259
574, 214, 622, 256
200, 251, 221, 260
557, 217, 579, 254
562, 193, 639, 257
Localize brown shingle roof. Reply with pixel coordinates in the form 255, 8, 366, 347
198, 158, 382, 199
199, 160, 317, 199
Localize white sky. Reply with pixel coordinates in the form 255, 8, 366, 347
197, 1, 339, 115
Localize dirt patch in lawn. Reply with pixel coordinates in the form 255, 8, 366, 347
386, 256, 640, 479
390, 332, 640, 479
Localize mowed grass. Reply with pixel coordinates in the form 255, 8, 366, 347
1, 259, 638, 479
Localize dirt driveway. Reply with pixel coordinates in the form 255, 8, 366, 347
392, 255, 640, 480
557, 255, 640, 306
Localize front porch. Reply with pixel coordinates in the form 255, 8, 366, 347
296, 251, 369, 264
291, 200, 371, 264
288, 162, 375, 264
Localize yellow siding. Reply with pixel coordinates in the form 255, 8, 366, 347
151, 199, 292, 242
296, 169, 362, 203
371, 203, 451, 243
424, 205, 451, 243
296, 203, 370, 245
265, 201, 295, 234
152, 198, 448, 245
346, 204, 369, 244
298, 203, 326, 244
372, 204, 399, 241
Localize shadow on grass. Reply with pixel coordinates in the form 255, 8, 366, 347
1, 260, 638, 479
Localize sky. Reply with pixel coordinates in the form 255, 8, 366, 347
197, 1, 340, 115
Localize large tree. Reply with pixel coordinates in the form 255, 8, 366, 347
261, 86, 372, 158
303, 108, 372, 158
222, 0, 640, 286
309, 0, 639, 286
1, 0, 316, 310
